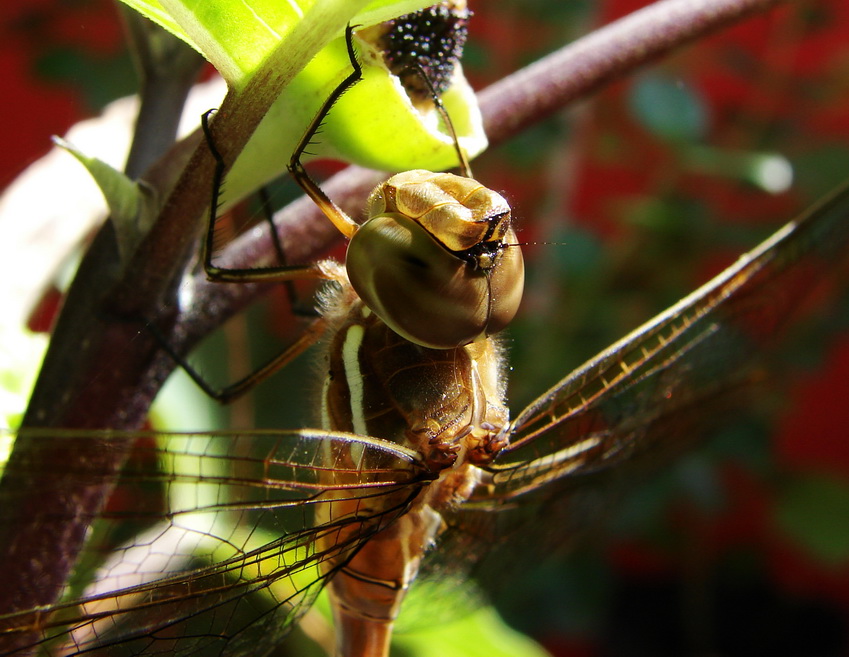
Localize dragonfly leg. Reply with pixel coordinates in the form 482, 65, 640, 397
159, 101, 361, 403
255, 185, 314, 315
201, 109, 329, 285
288, 25, 363, 240
150, 311, 329, 404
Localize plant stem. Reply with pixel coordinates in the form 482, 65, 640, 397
480, 0, 787, 143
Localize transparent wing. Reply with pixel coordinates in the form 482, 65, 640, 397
497, 180, 849, 496
0, 429, 429, 656
433, 180, 849, 578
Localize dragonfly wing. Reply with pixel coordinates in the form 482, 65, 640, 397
433, 180, 849, 580
497, 180, 849, 496
0, 429, 428, 657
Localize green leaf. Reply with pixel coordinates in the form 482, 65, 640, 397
775, 473, 849, 566
320, 60, 485, 171
118, 0, 432, 87
53, 137, 155, 263
162, 0, 305, 86
119, 1, 186, 44
357, 0, 441, 27
393, 605, 552, 657
222, 48, 487, 206
117, 0, 488, 211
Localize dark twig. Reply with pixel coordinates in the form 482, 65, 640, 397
118, 5, 205, 179
479, 0, 787, 144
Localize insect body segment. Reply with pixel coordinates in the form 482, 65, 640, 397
347, 170, 524, 350
316, 263, 510, 657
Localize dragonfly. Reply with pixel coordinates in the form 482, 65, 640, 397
4, 13, 849, 657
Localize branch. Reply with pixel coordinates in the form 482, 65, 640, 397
480, 0, 787, 143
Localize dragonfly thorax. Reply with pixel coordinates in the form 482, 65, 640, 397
319, 283, 510, 468
346, 170, 525, 349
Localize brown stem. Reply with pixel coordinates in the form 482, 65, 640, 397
480, 0, 788, 144
118, 5, 206, 179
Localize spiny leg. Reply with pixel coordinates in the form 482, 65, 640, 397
149, 313, 328, 404
288, 24, 363, 239
153, 28, 375, 404
201, 109, 329, 284
140, 105, 338, 404
255, 185, 317, 317
150, 50, 366, 404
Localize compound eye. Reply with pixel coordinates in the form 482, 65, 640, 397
346, 213, 524, 349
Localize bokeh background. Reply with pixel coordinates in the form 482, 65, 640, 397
4, 1, 849, 655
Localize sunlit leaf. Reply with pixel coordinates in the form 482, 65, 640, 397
53, 137, 157, 262
394, 605, 552, 657
117, 0, 432, 87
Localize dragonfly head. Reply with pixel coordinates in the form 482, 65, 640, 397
346, 170, 525, 349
